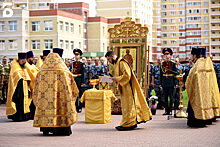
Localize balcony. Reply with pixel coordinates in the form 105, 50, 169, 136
212, 56, 220, 61
211, 4, 220, 8
211, 19, 220, 23
211, 11, 220, 16
211, 26, 220, 30
211, 34, 220, 38
211, 49, 220, 53
211, 41, 220, 45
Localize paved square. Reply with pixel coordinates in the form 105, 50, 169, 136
0, 104, 219, 147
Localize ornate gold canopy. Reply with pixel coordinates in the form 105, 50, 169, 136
108, 17, 149, 42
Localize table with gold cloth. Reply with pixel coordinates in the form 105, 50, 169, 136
80, 89, 117, 123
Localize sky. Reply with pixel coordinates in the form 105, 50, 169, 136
55, 0, 97, 16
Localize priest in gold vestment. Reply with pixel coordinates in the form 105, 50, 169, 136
6, 53, 32, 121
33, 48, 79, 136
186, 48, 220, 127
105, 51, 152, 131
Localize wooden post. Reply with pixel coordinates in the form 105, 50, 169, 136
144, 35, 148, 98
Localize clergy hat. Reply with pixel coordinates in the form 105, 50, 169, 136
53, 48, 63, 57
73, 48, 83, 56
191, 47, 201, 58
43, 50, 51, 57
18, 52, 27, 59
200, 48, 206, 56
27, 51, 34, 59
162, 48, 173, 55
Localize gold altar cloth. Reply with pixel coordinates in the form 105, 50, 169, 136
80, 89, 117, 123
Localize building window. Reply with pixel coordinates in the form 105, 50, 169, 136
204, 17, 208, 21
204, 9, 208, 13
8, 40, 17, 50
79, 42, 81, 48
70, 23, 74, 33
171, 40, 176, 44
204, 39, 208, 43
170, 26, 176, 30
44, 40, 53, 50
171, 33, 176, 37
25, 40, 28, 50
79, 25, 81, 34
32, 22, 40, 32
9, 21, 17, 31
163, 26, 167, 30
59, 21, 63, 31
171, 11, 175, 16
70, 41, 74, 50
170, 4, 175, 8
204, 31, 208, 36
44, 21, 53, 31
0, 21, 5, 32
163, 41, 167, 45
179, 25, 185, 29
162, 19, 167, 23
0, 40, 5, 50
157, 46, 161, 51
31, 40, 40, 50
60, 40, 63, 48
162, 34, 167, 38
162, 5, 166, 9
32, 4, 36, 8
39, 3, 46, 7
204, 24, 208, 28
65, 22, 69, 32
25, 21, 28, 32
171, 19, 176, 23
162, 12, 167, 16
204, 2, 208, 6
65, 40, 69, 49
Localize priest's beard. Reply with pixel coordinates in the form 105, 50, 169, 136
28, 60, 34, 65
19, 63, 26, 68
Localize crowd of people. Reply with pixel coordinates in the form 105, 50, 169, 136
0, 47, 220, 135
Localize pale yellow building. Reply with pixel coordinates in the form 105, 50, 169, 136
29, 10, 84, 58
96, 0, 153, 61
0, 9, 29, 59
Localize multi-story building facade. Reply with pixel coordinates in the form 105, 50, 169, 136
1, 0, 55, 10
96, 0, 153, 61
210, 0, 220, 62
0, 2, 123, 60
0, 9, 29, 59
152, 0, 216, 62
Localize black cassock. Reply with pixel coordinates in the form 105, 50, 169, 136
7, 79, 35, 121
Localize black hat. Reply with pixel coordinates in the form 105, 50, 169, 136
53, 48, 63, 57
18, 52, 27, 59
73, 48, 83, 56
200, 48, 206, 56
43, 50, 51, 57
27, 51, 34, 59
191, 47, 201, 58
162, 48, 173, 55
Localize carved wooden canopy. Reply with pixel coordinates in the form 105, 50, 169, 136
108, 17, 149, 41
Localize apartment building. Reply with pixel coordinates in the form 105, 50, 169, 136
0, 2, 124, 59
152, 0, 212, 62
0, 9, 29, 59
96, 0, 153, 61
2, 0, 55, 10
210, 0, 220, 62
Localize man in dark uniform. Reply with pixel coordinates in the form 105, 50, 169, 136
160, 48, 177, 115
84, 58, 93, 88
69, 48, 85, 113
152, 57, 164, 109
183, 57, 193, 88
